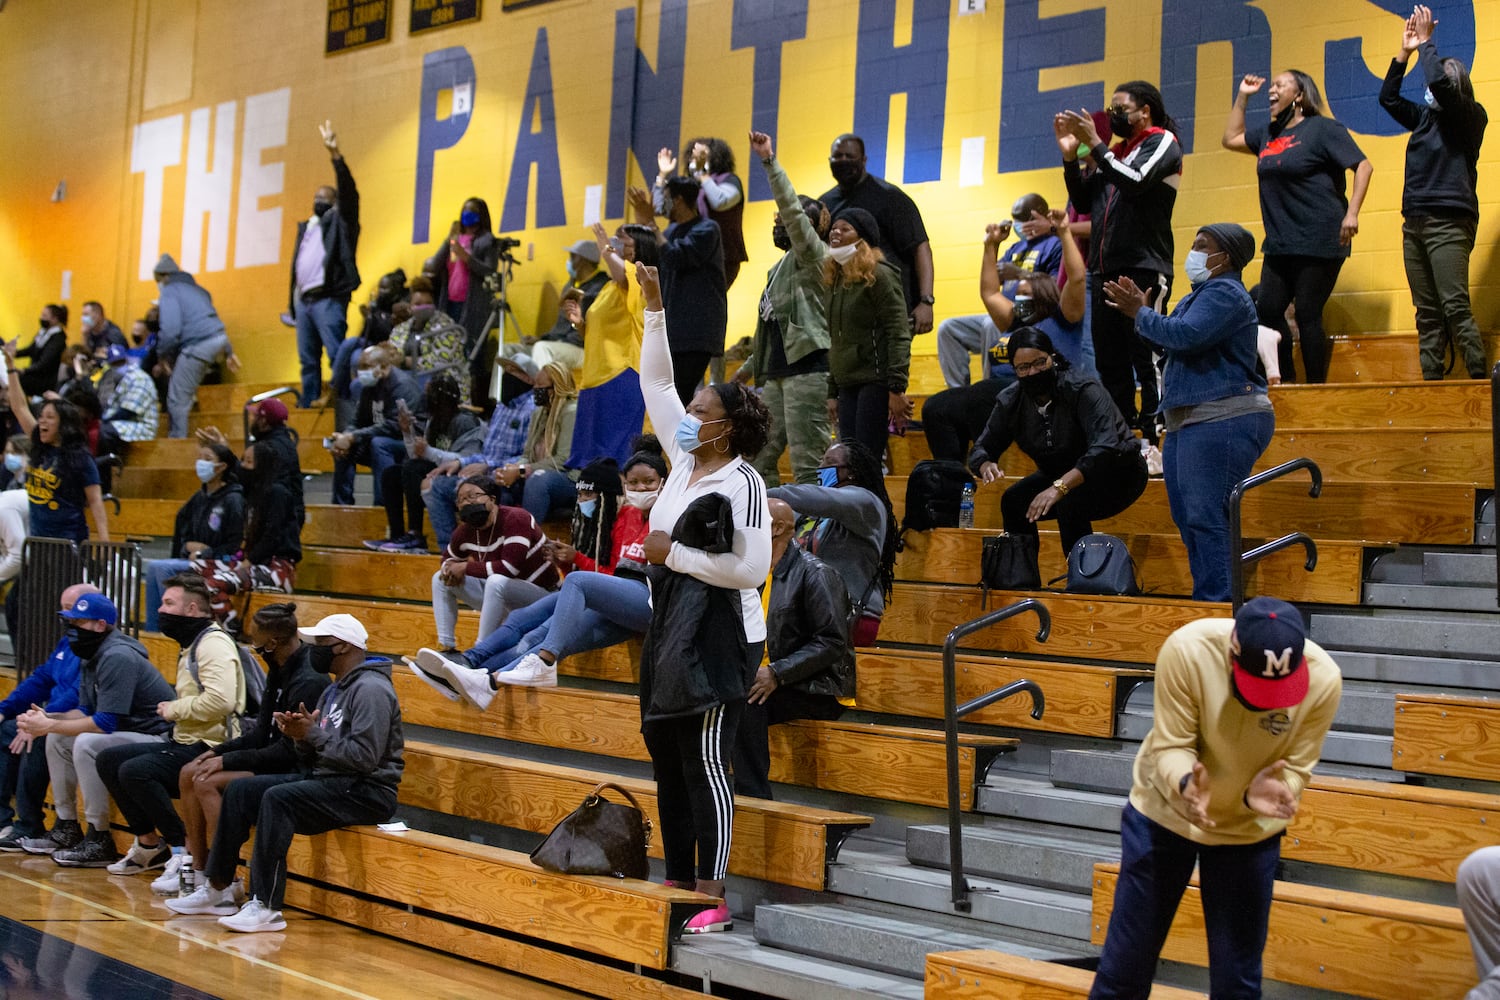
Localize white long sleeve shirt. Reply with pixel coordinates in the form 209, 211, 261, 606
641, 308, 771, 642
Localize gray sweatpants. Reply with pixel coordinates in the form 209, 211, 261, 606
165, 332, 231, 438
430, 571, 551, 650
1459, 846, 1500, 998
46, 730, 166, 830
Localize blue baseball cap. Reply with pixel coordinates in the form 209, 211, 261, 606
59, 592, 118, 626
105, 344, 130, 365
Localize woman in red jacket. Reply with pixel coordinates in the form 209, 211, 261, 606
410, 442, 667, 703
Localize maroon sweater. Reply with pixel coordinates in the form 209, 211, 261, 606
446, 506, 560, 589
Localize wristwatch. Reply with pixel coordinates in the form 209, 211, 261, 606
1052, 479, 1071, 496
918, 294, 935, 306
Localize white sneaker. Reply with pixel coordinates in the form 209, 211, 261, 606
217, 898, 287, 933
166, 883, 240, 916
106, 840, 172, 875
404, 655, 459, 702
495, 652, 558, 688
420, 647, 495, 710
151, 854, 186, 895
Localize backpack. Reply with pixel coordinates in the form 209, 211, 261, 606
1063, 533, 1141, 596
900, 460, 975, 534
184, 624, 268, 740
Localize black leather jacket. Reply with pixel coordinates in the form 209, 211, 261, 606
766, 544, 854, 700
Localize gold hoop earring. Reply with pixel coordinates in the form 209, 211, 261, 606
715, 436, 730, 454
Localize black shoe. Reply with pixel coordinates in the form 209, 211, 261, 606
53, 829, 122, 868
0, 827, 35, 852
19, 819, 83, 855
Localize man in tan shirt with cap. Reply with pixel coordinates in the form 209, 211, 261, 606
1090, 596, 1342, 999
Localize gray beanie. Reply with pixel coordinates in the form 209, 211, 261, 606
1196, 223, 1256, 272
153, 253, 181, 277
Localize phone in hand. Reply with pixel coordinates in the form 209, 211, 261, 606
322, 436, 335, 450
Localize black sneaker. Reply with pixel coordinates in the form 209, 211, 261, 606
53, 830, 122, 868
19, 819, 83, 855
0, 827, 34, 852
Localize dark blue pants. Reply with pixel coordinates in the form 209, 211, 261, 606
1090, 804, 1280, 1000
1, 723, 48, 837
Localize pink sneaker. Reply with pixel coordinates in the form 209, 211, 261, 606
684, 901, 732, 934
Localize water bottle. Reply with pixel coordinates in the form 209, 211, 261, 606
179, 855, 196, 897
958, 483, 976, 529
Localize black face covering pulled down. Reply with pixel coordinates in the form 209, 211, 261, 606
65, 626, 108, 660
158, 611, 214, 648
771, 225, 792, 251
1018, 367, 1060, 401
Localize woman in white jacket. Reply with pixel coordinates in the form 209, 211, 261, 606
634, 263, 771, 934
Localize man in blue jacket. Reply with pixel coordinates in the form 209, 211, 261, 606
288, 121, 361, 408
0, 584, 95, 851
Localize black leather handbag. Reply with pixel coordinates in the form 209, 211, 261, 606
980, 533, 1041, 590
1065, 533, 1141, 596
530, 782, 653, 880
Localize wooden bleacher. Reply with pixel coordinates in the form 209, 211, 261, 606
1392, 693, 1500, 781
1090, 861, 1473, 1000
400, 740, 870, 891
925, 950, 1207, 999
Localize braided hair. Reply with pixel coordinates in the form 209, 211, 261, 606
837, 438, 899, 601
571, 459, 623, 569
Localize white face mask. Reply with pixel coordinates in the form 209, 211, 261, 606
828, 241, 861, 265
624, 489, 659, 511
1184, 249, 1221, 286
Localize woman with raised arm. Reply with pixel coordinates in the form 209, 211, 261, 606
1224, 69, 1373, 383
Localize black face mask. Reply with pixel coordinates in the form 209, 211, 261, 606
158, 611, 213, 648
1012, 301, 1043, 327
459, 502, 491, 527
498, 372, 529, 405
532, 387, 552, 407
38, 317, 50, 330
1108, 111, 1133, 140
312, 200, 333, 218
254, 643, 280, 668
829, 160, 862, 186
65, 626, 107, 660
145, 317, 161, 334
1271, 104, 1296, 133
771, 225, 791, 251
308, 642, 337, 675
1017, 367, 1059, 400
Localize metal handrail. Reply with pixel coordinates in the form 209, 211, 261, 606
241, 386, 299, 443
943, 598, 1049, 911
1228, 458, 1322, 612
1492, 362, 1499, 608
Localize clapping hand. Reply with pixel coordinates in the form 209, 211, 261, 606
1181, 761, 1215, 828
1103, 275, 1150, 318
1245, 759, 1299, 819
274, 703, 319, 740
656, 146, 678, 177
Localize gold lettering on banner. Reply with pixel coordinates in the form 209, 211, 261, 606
353, 1, 386, 27
330, 9, 351, 30
431, 7, 454, 24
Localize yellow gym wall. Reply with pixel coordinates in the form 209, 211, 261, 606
0, 0, 1495, 385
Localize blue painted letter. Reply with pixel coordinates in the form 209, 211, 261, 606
607, 0, 687, 218
1159, 0, 1272, 153
502, 28, 567, 232
999, 0, 1105, 174
413, 47, 475, 244
731, 0, 810, 201
1324, 0, 1474, 135
852, 0, 949, 183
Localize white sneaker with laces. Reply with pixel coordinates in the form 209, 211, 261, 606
106, 840, 172, 875
421, 648, 495, 710
151, 854, 186, 895
404, 655, 460, 702
166, 883, 240, 916
495, 653, 558, 688
218, 898, 287, 933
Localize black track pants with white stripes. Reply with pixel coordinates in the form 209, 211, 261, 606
644, 697, 750, 883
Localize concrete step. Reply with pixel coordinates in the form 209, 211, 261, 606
1363, 581, 1500, 612
751, 903, 1090, 980
905, 820, 1118, 893
672, 924, 925, 1000
829, 850, 1094, 943
1114, 709, 1393, 767
1423, 550, 1498, 586
1123, 678, 1394, 735
1331, 649, 1500, 690
1309, 609, 1500, 660
974, 774, 1125, 832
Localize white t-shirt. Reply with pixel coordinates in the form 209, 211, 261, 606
642, 309, 771, 642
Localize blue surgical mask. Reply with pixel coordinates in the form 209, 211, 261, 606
194, 459, 217, 483
1424, 87, 1439, 109
565, 259, 580, 281
356, 369, 379, 388
3, 453, 23, 474
577, 497, 598, 518
674, 414, 703, 453
816, 465, 841, 488
460, 209, 480, 227
1184, 249, 1214, 286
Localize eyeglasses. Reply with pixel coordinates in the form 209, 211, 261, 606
1013, 358, 1054, 376
1107, 104, 1136, 116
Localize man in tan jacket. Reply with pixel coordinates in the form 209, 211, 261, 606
1090, 597, 1342, 999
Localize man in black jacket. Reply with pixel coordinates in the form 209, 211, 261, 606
328, 343, 423, 505
733, 498, 854, 799
169, 613, 403, 933
289, 121, 361, 408
15, 304, 67, 398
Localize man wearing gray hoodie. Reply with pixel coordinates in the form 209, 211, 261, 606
152, 253, 236, 437
168, 613, 404, 933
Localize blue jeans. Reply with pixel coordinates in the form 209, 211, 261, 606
499, 469, 576, 525
467, 573, 651, 672
1091, 804, 1280, 1000
0, 723, 49, 837
331, 335, 366, 401
145, 558, 195, 631
295, 296, 349, 407
333, 434, 405, 506
1162, 409, 1274, 602
424, 474, 462, 550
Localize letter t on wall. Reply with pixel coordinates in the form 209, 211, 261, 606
131, 114, 184, 281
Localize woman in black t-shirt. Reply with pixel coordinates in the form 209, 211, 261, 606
1223, 70, 1373, 383
3, 351, 108, 542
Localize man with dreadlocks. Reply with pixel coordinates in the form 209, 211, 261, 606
769, 438, 898, 646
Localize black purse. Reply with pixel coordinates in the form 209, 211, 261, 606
529, 782, 653, 880
1065, 533, 1141, 596
980, 534, 1041, 591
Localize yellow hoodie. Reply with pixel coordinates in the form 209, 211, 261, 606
162, 625, 244, 747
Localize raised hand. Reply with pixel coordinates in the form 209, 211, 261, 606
1246, 760, 1298, 819
1053, 113, 1080, 157
1062, 109, 1102, 147
657, 146, 678, 176
634, 262, 663, 311
1239, 74, 1266, 96
984, 222, 1011, 249
1045, 207, 1070, 235
319, 120, 339, 154
748, 130, 774, 161
1410, 4, 1436, 44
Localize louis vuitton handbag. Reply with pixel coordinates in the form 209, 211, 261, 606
530, 782, 653, 880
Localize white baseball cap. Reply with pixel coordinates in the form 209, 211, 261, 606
298, 613, 368, 649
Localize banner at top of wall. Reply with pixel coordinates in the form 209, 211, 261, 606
327, 0, 393, 54
411, 0, 481, 34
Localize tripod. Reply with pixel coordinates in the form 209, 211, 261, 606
470, 250, 525, 406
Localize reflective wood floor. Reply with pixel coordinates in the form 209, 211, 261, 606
0, 853, 589, 999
